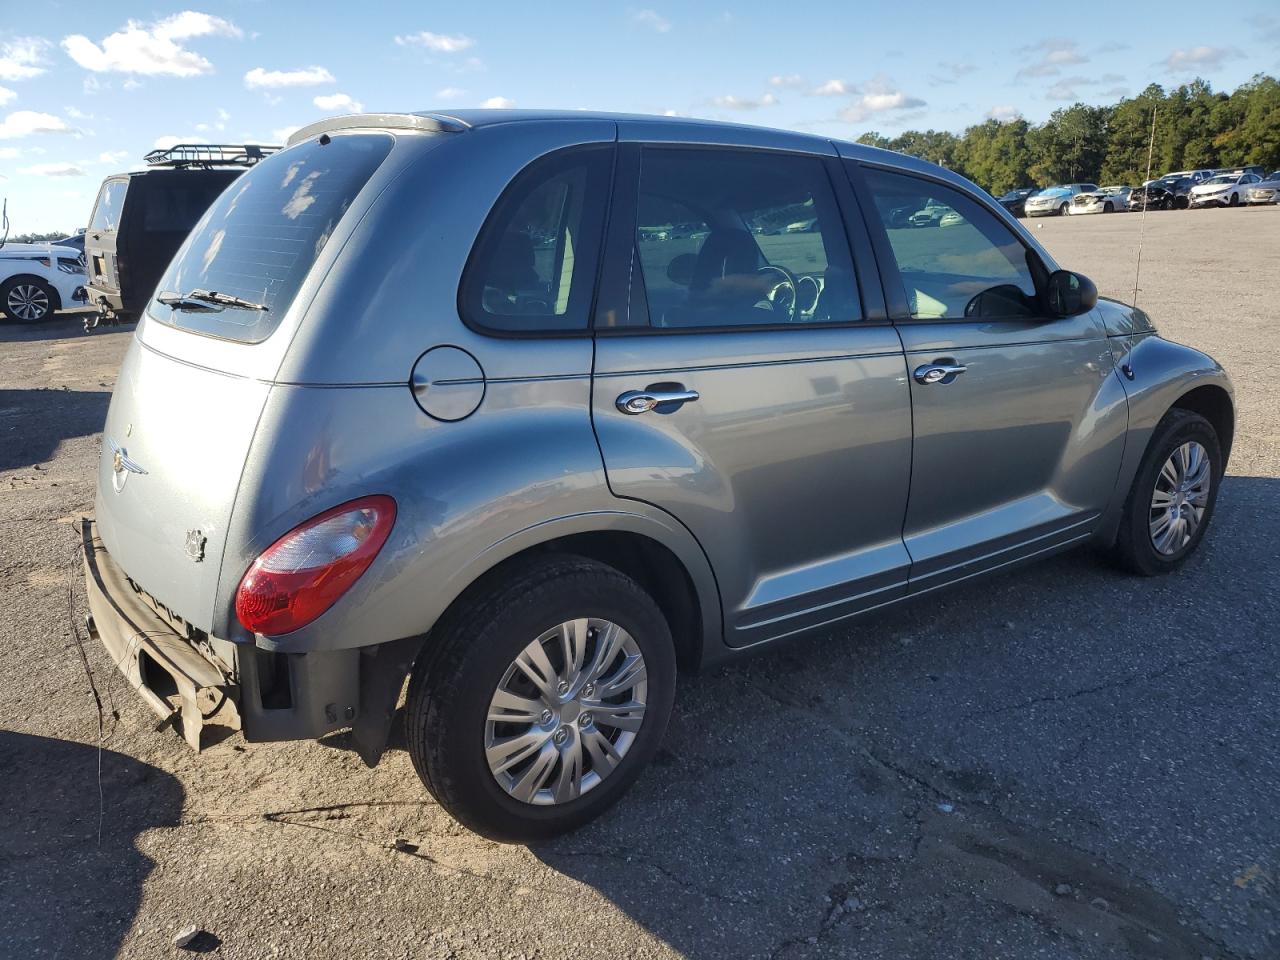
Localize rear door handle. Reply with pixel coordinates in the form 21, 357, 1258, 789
616, 387, 700, 415
912, 362, 967, 385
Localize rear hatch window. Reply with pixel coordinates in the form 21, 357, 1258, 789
90, 179, 128, 232
150, 133, 392, 343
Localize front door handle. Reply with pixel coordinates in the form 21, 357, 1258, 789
616, 386, 700, 415
913, 362, 967, 385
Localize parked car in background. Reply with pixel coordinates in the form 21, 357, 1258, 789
1129, 176, 1194, 211
1216, 165, 1265, 179
0, 239, 88, 322
85, 143, 278, 327
1189, 172, 1262, 208
82, 110, 1235, 843
1244, 173, 1280, 205
1024, 184, 1099, 216
1070, 186, 1130, 215
52, 230, 86, 257
995, 187, 1037, 218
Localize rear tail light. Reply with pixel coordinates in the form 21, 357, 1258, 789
235, 495, 396, 636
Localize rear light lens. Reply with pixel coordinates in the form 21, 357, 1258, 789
235, 495, 396, 636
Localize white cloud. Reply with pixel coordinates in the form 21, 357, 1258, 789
394, 31, 475, 52
63, 12, 241, 77
629, 9, 672, 32
986, 105, 1022, 122
1045, 76, 1091, 101
711, 92, 779, 110
17, 162, 86, 177
0, 147, 19, 159
96, 150, 129, 164
0, 86, 15, 108
1165, 46, 1242, 74
272, 125, 301, 143
435, 86, 466, 101
314, 92, 364, 112
481, 96, 515, 109
245, 66, 335, 89
152, 135, 208, 150
1016, 39, 1087, 79
770, 74, 804, 89
0, 38, 52, 81
0, 110, 75, 139
811, 79, 855, 97
837, 81, 926, 123
662, 109, 684, 117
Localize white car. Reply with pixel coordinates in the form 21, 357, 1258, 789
0, 241, 88, 322
1069, 186, 1131, 215
1023, 183, 1099, 217
1188, 172, 1262, 208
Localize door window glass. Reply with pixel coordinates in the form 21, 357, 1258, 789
462, 147, 611, 332
863, 168, 1039, 320
633, 148, 860, 329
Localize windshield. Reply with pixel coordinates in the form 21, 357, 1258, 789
1202, 175, 1235, 186
150, 133, 393, 343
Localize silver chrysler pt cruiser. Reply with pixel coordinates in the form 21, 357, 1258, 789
84, 110, 1234, 842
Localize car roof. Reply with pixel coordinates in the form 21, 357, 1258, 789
286, 109, 987, 195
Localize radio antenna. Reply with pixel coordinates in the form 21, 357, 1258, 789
1131, 105, 1157, 307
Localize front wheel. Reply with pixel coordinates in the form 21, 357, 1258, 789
405, 555, 677, 842
1, 277, 56, 322
1111, 409, 1222, 576
1104, 201, 1114, 213
1229, 193, 1239, 207
1058, 202, 1069, 216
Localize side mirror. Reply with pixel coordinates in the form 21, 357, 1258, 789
1046, 269, 1097, 317
666, 253, 697, 287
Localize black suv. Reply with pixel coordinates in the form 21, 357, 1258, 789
84, 144, 277, 327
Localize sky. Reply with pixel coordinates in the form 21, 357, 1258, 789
2, 1, 1278, 233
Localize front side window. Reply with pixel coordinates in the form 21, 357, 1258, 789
632, 148, 860, 329
461, 147, 611, 333
90, 179, 127, 231
863, 168, 1039, 320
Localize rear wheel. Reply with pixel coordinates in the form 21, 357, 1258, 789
1103, 201, 1114, 213
1, 277, 56, 322
1058, 202, 1069, 216
405, 555, 677, 842
1229, 193, 1239, 207
1111, 409, 1222, 576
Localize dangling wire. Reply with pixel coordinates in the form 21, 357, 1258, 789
1131, 106, 1157, 307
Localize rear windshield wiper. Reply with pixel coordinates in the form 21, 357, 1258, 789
157, 288, 269, 312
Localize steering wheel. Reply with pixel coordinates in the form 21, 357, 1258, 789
755, 264, 800, 322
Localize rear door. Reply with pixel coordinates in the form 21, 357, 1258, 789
85, 176, 127, 301
591, 135, 913, 648
848, 161, 1128, 595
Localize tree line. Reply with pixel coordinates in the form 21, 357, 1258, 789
856, 74, 1280, 195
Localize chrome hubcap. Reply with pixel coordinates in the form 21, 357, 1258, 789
1149, 440, 1211, 555
485, 618, 648, 806
8, 284, 50, 321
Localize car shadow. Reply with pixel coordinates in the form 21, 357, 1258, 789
0, 310, 114, 343
526, 474, 1278, 960
0, 731, 184, 959
0, 388, 111, 471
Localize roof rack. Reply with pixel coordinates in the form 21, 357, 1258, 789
142, 143, 281, 169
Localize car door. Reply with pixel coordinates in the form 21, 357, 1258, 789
85, 177, 128, 303
591, 132, 913, 648
847, 161, 1130, 595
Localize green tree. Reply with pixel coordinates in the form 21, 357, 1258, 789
953, 118, 1033, 194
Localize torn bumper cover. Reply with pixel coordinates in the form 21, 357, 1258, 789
82, 520, 235, 750
81, 520, 417, 763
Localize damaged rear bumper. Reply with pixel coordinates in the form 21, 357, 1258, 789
82, 520, 416, 763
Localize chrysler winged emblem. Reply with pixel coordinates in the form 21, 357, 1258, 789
107, 437, 147, 492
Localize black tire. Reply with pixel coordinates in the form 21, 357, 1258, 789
1104, 201, 1114, 213
1111, 409, 1222, 576
0, 276, 57, 323
1058, 202, 1069, 216
405, 554, 677, 843
1229, 193, 1239, 207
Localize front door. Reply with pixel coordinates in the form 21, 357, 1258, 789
592, 140, 913, 648
852, 164, 1129, 594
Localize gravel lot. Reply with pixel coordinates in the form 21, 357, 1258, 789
2, 205, 1277, 960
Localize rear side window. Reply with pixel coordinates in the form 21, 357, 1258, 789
151, 133, 392, 343
90, 179, 127, 231
461, 146, 612, 333
633, 148, 860, 329
862, 168, 1038, 320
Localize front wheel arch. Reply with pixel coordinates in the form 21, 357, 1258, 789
1172, 384, 1235, 462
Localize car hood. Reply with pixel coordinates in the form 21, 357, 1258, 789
0, 242, 80, 257
1030, 189, 1069, 199
1190, 182, 1232, 194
